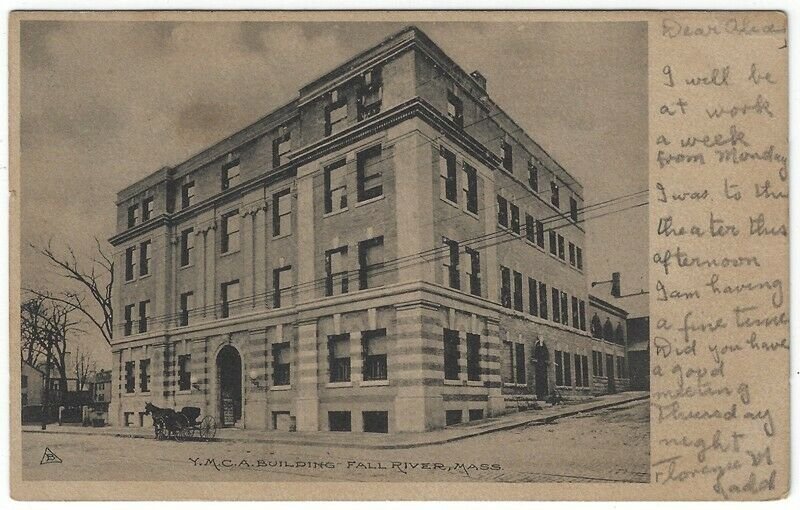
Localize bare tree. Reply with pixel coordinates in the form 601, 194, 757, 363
73, 346, 97, 392
30, 239, 114, 345
20, 296, 48, 367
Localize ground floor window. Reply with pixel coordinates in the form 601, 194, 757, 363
362, 411, 388, 433
124, 412, 133, 427
469, 409, 484, 421
272, 342, 291, 386
272, 411, 292, 431
445, 410, 463, 426
555, 350, 572, 387
362, 329, 388, 381
328, 411, 351, 432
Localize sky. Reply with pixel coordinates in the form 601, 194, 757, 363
18, 20, 648, 367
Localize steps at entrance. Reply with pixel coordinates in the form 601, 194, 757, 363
503, 394, 541, 412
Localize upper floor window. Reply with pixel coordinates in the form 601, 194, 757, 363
528, 277, 538, 316
513, 270, 524, 312
439, 147, 458, 203
325, 246, 349, 296
139, 359, 151, 392
272, 130, 291, 168
221, 157, 240, 191
125, 361, 135, 393
142, 197, 154, 221
328, 333, 351, 383
139, 240, 151, 276
221, 279, 240, 318
560, 291, 569, 325
272, 189, 292, 237
552, 287, 561, 324
591, 314, 603, 339
501, 141, 513, 173
180, 228, 194, 267
569, 242, 576, 267
138, 300, 150, 333
576, 247, 583, 270
442, 237, 460, 290
557, 234, 566, 261
549, 230, 557, 256
179, 291, 193, 327
538, 281, 548, 320
497, 195, 508, 228
124, 304, 135, 336
358, 68, 382, 120
324, 159, 347, 214
536, 219, 545, 248
499, 266, 511, 309
462, 162, 478, 214
358, 236, 384, 290
525, 214, 536, 243
178, 354, 191, 390
325, 89, 348, 136
357, 145, 383, 202
570, 196, 578, 222
572, 296, 580, 329
528, 159, 539, 192
127, 204, 139, 228
125, 246, 136, 281
465, 247, 481, 297
221, 210, 240, 253
551, 180, 560, 208
447, 90, 464, 128
510, 203, 521, 235
362, 329, 388, 381
273, 265, 293, 308
579, 300, 587, 331
181, 182, 195, 209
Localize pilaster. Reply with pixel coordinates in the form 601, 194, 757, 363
295, 318, 319, 431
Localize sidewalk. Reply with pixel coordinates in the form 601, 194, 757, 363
22, 391, 648, 450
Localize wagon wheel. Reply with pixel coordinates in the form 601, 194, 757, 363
199, 416, 217, 441
173, 414, 190, 442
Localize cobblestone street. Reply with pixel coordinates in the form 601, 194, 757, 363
22, 399, 649, 483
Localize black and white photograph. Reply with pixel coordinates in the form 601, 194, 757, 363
16, 16, 651, 486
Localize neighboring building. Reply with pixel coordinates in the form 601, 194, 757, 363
109, 26, 602, 434
93, 369, 112, 404
21, 361, 44, 408
587, 295, 630, 394
626, 316, 650, 391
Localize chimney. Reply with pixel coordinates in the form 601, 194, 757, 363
470, 70, 487, 91
611, 272, 621, 297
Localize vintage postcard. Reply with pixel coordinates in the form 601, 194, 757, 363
8, 10, 788, 501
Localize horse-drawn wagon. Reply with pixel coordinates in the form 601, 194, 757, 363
144, 402, 217, 441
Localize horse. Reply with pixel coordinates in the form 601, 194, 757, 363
144, 402, 178, 439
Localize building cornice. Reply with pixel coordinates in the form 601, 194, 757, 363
588, 294, 629, 318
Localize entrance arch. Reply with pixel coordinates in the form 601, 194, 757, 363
216, 345, 242, 427
533, 342, 549, 399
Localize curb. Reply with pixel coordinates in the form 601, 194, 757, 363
23, 394, 649, 450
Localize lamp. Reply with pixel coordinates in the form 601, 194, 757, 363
249, 369, 263, 389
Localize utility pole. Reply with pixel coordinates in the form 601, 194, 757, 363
41, 348, 52, 430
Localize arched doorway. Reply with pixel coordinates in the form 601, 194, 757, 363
216, 345, 242, 427
533, 342, 549, 399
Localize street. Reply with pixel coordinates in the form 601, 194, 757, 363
22, 399, 649, 483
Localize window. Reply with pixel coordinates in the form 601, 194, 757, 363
221, 210, 240, 253
515, 343, 526, 383
446, 410, 463, 425
439, 147, 458, 203
615, 323, 626, 345
142, 197, 154, 221
324, 159, 347, 214
466, 247, 481, 296
497, 195, 508, 227
560, 291, 569, 324
127, 204, 139, 228
272, 131, 291, 167
570, 196, 578, 222
551, 180, 560, 208
564, 351, 572, 386
328, 334, 351, 383
525, 214, 535, 243
501, 140, 513, 173
466, 333, 481, 381
528, 278, 538, 316
538, 282, 548, 320
138, 300, 150, 333
582, 355, 590, 387
221, 158, 240, 191
572, 296, 580, 328
447, 90, 463, 128
463, 162, 478, 214
569, 242, 576, 267
125, 362, 135, 393
603, 319, 614, 342
325, 89, 348, 135
178, 354, 191, 391
358, 68, 382, 120
500, 266, 511, 308
180, 228, 194, 267
443, 329, 460, 380
325, 246, 349, 296
139, 359, 150, 392
552, 287, 560, 324
125, 246, 136, 281
356, 145, 383, 202
362, 329, 388, 381
272, 189, 292, 237
272, 342, 291, 386
328, 411, 351, 432
273, 266, 292, 308
549, 230, 557, 256
576, 247, 583, 270
442, 237, 460, 290
357, 236, 384, 290
579, 300, 587, 331
510, 203, 520, 234
557, 234, 566, 261
181, 182, 195, 209
513, 270, 523, 312
221, 280, 240, 318
363, 411, 389, 433
528, 159, 539, 192
536, 219, 545, 248
574, 354, 583, 387
124, 304, 135, 336
179, 291, 193, 327
591, 314, 603, 339
139, 240, 151, 276
592, 351, 599, 376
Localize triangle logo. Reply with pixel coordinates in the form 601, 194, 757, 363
40, 447, 62, 465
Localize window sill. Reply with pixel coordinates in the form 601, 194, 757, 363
464, 209, 480, 220
440, 196, 460, 210
272, 232, 292, 241
270, 385, 292, 391
138, 391, 152, 397
125, 278, 136, 284
325, 381, 353, 388
355, 194, 385, 208
443, 379, 462, 386
176, 389, 192, 395
505, 383, 527, 388
466, 380, 484, 387
220, 248, 240, 258
360, 379, 389, 387
323, 207, 349, 219
180, 263, 194, 271
138, 273, 152, 280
